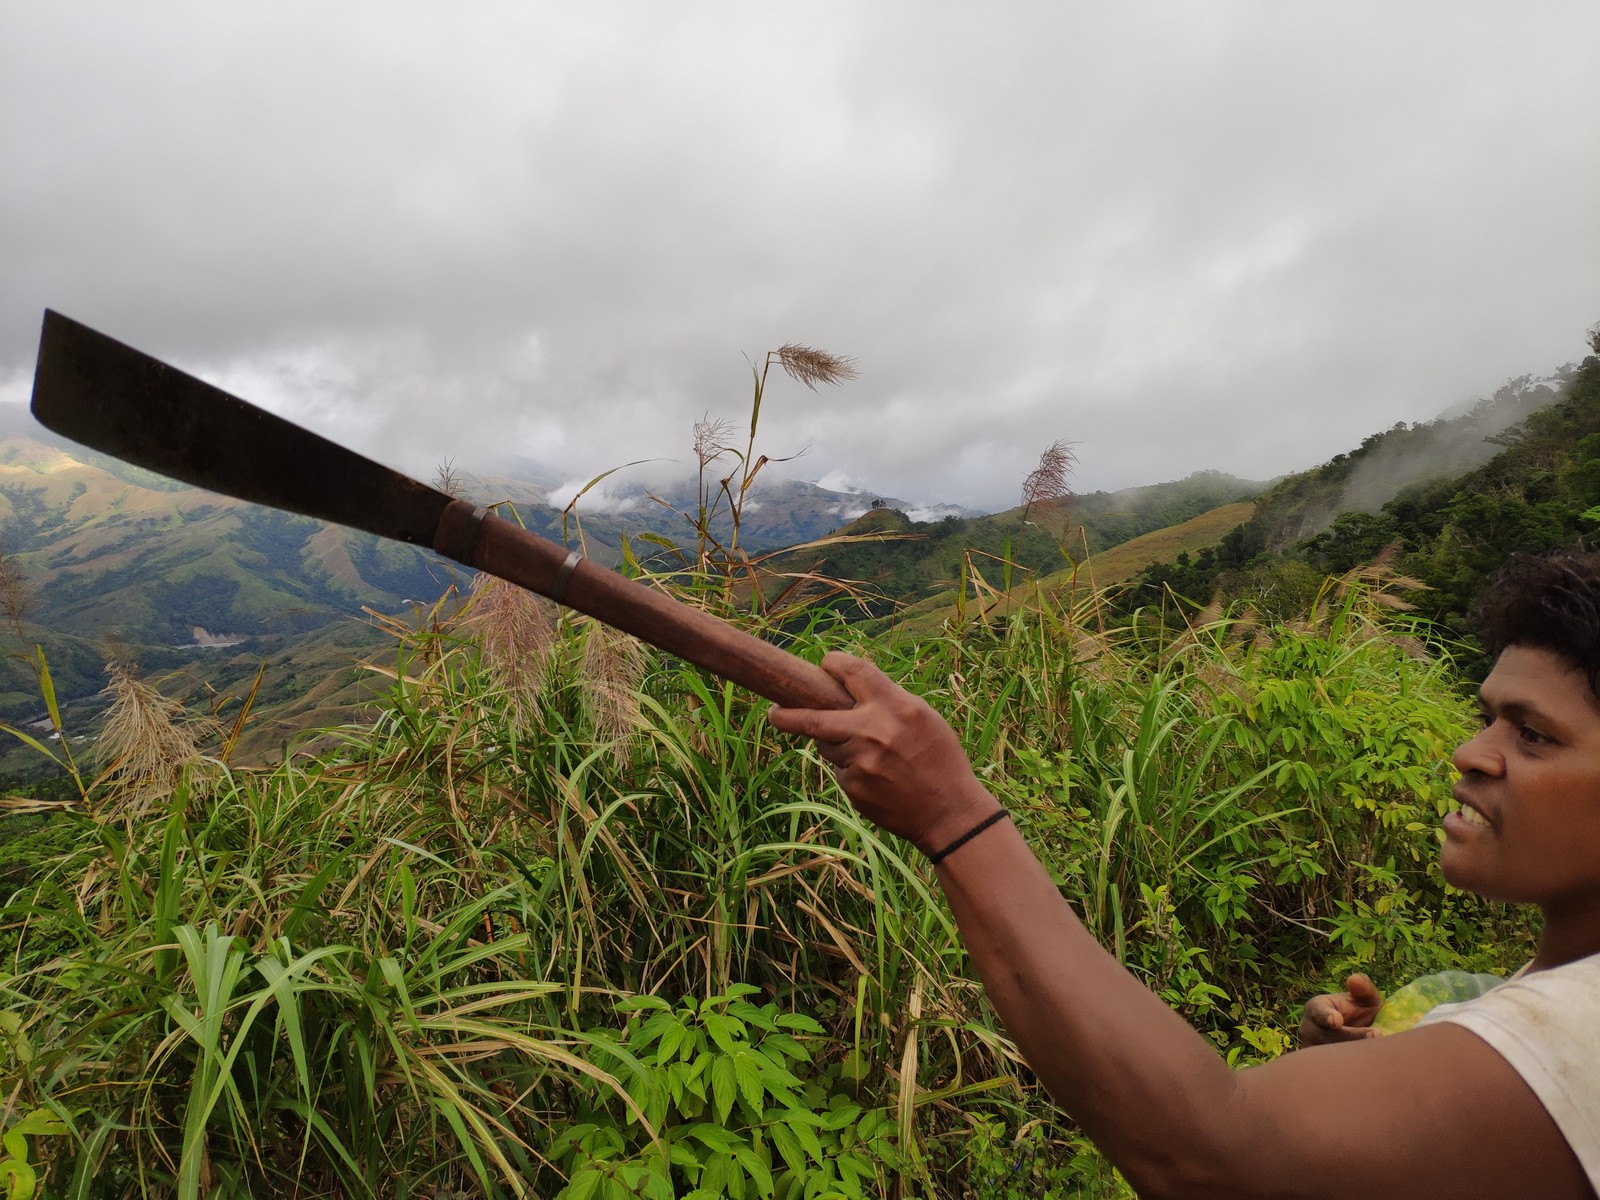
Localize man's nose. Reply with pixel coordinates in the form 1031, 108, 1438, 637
1452, 724, 1504, 777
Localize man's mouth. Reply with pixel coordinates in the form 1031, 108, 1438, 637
1451, 787, 1495, 830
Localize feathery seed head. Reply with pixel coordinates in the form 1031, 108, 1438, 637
580, 621, 646, 761
1020, 439, 1077, 520
694, 415, 737, 469
774, 345, 857, 391
98, 659, 212, 813
0, 547, 31, 637
434, 458, 468, 499
466, 572, 560, 727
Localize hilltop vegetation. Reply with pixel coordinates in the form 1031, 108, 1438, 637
1119, 340, 1600, 650
0, 433, 448, 731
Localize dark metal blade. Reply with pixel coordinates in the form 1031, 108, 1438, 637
29, 310, 452, 546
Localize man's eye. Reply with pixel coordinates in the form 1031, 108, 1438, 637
1518, 725, 1550, 745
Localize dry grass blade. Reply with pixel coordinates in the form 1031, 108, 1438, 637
466, 572, 560, 728
896, 974, 926, 1189
0, 795, 79, 813
215, 660, 267, 766
774, 344, 857, 390
1020, 439, 1076, 522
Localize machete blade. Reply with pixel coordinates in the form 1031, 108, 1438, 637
29, 309, 452, 546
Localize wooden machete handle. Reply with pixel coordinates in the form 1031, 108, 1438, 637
433, 500, 855, 711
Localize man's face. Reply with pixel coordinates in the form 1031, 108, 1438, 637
1445, 644, 1600, 913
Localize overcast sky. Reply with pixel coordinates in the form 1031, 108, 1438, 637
3, 4, 1597, 512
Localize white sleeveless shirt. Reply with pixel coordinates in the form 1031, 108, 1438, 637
1420, 953, 1600, 1190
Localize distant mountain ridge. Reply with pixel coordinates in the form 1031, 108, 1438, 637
2, 347, 1584, 744
764, 469, 1269, 619
442, 464, 943, 561
0, 426, 924, 723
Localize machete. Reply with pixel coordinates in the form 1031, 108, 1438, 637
29, 309, 853, 711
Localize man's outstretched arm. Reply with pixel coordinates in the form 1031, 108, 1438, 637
768, 652, 1589, 1200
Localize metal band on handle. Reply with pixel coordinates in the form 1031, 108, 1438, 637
551, 549, 583, 603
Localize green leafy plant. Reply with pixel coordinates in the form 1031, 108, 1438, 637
0, 1107, 69, 1200
552, 986, 898, 1200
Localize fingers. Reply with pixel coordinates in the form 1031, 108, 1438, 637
1303, 995, 1343, 1029
768, 652, 898, 741
1299, 1000, 1382, 1047
819, 651, 896, 703
812, 738, 850, 767
1327, 1024, 1381, 1041
766, 703, 859, 744
1344, 973, 1383, 1008
1298, 1007, 1336, 1047
1300, 1022, 1382, 1046
1298, 975, 1387, 1047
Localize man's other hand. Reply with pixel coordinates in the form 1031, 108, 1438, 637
1298, 973, 1384, 1047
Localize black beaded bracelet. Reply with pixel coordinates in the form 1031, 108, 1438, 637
927, 809, 1010, 865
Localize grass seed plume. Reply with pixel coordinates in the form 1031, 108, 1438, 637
466, 570, 561, 729
1020, 438, 1077, 526
97, 658, 213, 815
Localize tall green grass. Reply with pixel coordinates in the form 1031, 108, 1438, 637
0, 570, 1523, 1197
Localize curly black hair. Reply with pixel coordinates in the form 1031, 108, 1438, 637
1476, 551, 1600, 699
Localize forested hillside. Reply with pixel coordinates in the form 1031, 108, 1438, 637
1120, 337, 1600, 651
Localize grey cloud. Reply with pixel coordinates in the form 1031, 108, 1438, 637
3, 2, 1597, 513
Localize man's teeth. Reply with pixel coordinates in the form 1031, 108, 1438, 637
1458, 805, 1492, 829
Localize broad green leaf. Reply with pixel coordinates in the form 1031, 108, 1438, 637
684, 1123, 740, 1154
732, 1144, 774, 1196
710, 1054, 737, 1124
819, 1102, 862, 1131
657, 1021, 688, 1064
615, 995, 672, 1014
701, 1012, 741, 1057
774, 1013, 823, 1034
561, 1167, 603, 1200
733, 1050, 765, 1117
767, 1122, 806, 1176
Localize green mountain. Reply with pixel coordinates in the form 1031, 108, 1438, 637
885, 500, 1258, 635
